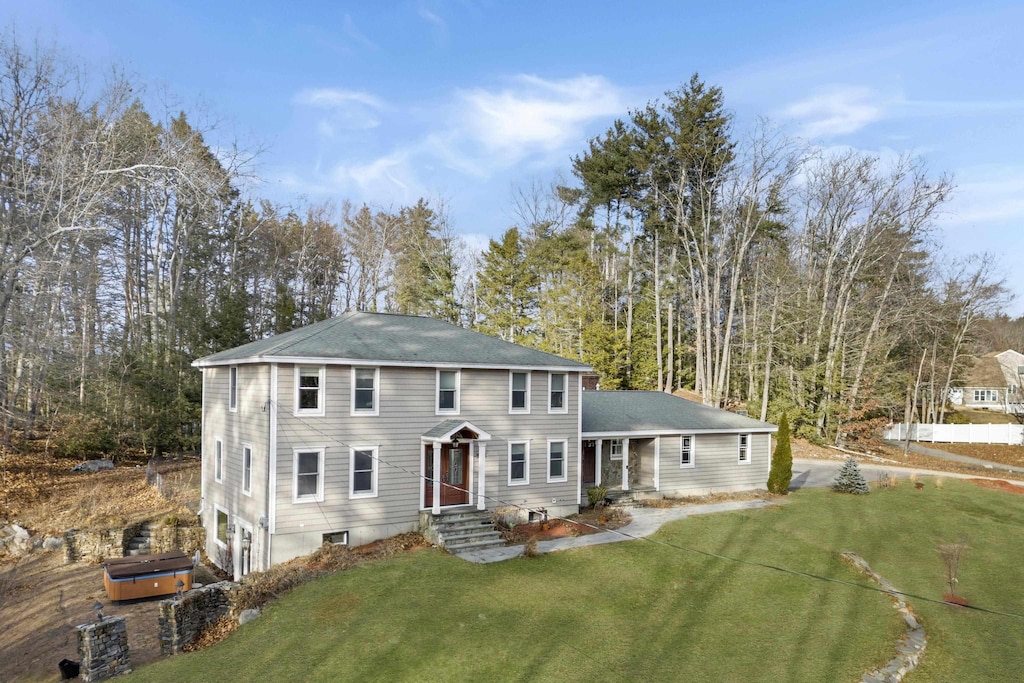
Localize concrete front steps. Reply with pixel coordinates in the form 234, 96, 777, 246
422, 509, 504, 553
126, 521, 154, 556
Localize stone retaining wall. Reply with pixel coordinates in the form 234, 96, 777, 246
77, 616, 131, 681
63, 522, 204, 564
64, 525, 143, 563
150, 524, 205, 556
158, 580, 238, 655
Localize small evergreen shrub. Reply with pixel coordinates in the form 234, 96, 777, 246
587, 485, 608, 507
767, 414, 793, 494
832, 457, 870, 494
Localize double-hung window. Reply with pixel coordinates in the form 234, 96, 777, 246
214, 439, 224, 483
609, 439, 623, 461
295, 366, 325, 416
510, 371, 530, 413
547, 439, 567, 483
293, 448, 325, 502
437, 369, 460, 414
351, 367, 379, 415
548, 373, 567, 413
350, 447, 378, 498
973, 389, 998, 402
738, 434, 751, 464
508, 441, 529, 486
228, 366, 238, 412
680, 435, 695, 468
242, 445, 252, 495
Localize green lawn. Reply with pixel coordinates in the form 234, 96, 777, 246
128, 480, 1024, 682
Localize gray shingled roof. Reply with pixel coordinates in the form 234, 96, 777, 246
582, 391, 776, 433
193, 311, 590, 370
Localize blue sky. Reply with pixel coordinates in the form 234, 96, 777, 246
6, 0, 1024, 313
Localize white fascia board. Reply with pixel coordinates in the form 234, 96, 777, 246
582, 427, 778, 438
194, 354, 592, 373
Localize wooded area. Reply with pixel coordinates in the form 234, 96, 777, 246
0, 34, 1014, 454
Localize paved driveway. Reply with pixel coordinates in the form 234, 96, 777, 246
790, 457, 1014, 490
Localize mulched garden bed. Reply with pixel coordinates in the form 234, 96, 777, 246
966, 478, 1024, 495
500, 509, 631, 545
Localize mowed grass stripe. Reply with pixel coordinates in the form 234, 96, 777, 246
127, 479, 1024, 682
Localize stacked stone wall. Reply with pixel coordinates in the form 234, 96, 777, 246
64, 525, 142, 563
63, 522, 204, 564
149, 524, 205, 555
158, 581, 238, 655
77, 616, 131, 681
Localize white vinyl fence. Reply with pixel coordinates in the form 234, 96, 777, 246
884, 422, 1024, 445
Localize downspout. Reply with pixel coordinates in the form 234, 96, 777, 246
198, 368, 207, 533
266, 363, 278, 569
577, 372, 583, 507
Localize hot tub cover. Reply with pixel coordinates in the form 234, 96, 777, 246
103, 550, 193, 580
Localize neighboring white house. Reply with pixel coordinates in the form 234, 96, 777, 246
193, 312, 777, 579
951, 350, 1024, 414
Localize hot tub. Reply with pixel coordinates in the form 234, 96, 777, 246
103, 551, 194, 602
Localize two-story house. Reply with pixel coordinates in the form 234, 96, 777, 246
193, 312, 590, 577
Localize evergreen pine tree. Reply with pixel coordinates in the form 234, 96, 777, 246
832, 457, 870, 494
767, 414, 793, 494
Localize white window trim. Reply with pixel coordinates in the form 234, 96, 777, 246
228, 366, 238, 412
973, 389, 998, 402
608, 439, 623, 461
349, 445, 379, 499
292, 447, 326, 503
350, 366, 380, 416
548, 372, 568, 414
294, 365, 326, 417
213, 504, 229, 549
738, 434, 751, 464
214, 438, 224, 483
435, 369, 461, 415
680, 434, 695, 468
547, 438, 568, 483
509, 370, 531, 414
241, 444, 253, 496
508, 441, 530, 486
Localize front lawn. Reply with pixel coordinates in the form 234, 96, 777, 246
128, 480, 1024, 682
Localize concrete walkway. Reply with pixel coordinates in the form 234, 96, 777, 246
882, 439, 1024, 474
456, 499, 772, 564
457, 456, 1024, 564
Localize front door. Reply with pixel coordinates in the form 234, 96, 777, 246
424, 444, 471, 507
582, 441, 596, 484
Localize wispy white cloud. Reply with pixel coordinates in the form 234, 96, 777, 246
782, 85, 888, 138
293, 87, 387, 133
417, 3, 446, 30
342, 13, 379, 51
283, 73, 625, 200
446, 74, 624, 168
327, 150, 425, 203
944, 165, 1024, 226
294, 88, 387, 110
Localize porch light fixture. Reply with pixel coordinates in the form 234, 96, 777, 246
175, 579, 185, 600
93, 601, 104, 622
241, 536, 251, 551
450, 435, 460, 448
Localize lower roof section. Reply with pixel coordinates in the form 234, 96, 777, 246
582, 391, 776, 435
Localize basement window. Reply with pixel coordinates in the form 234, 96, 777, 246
323, 531, 349, 546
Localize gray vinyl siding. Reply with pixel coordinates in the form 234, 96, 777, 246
272, 364, 580, 561
201, 364, 271, 569
657, 432, 771, 495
